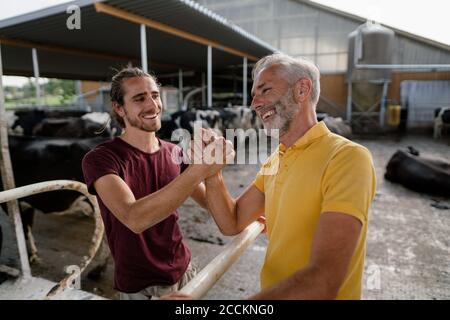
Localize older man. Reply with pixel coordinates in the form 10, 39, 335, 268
171, 53, 376, 300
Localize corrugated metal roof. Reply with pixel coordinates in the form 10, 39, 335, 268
0, 0, 277, 80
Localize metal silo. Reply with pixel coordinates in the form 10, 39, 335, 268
347, 21, 395, 132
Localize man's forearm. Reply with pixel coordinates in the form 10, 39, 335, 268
205, 172, 240, 235
249, 265, 339, 300
128, 166, 205, 232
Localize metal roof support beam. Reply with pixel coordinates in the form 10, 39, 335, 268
178, 69, 183, 108
140, 24, 148, 73
379, 81, 389, 128
0, 36, 134, 62
0, 44, 31, 278
243, 56, 248, 107
346, 81, 352, 122
201, 72, 206, 106
207, 45, 212, 107
356, 64, 450, 71
94, 2, 258, 61
31, 48, 42, 106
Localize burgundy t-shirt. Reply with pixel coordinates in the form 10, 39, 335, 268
82, 137, 191, 293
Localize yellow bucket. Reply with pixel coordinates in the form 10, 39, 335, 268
387, 105, 401, 126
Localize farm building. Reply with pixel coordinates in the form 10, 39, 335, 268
197, 0, 450, 132
0, 0, 449, 301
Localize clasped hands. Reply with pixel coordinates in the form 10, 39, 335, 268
186, 128, 236, 179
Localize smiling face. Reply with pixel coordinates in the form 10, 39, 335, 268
115, 76, 162, 133
251, 65, 300, 136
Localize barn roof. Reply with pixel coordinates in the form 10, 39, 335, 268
0, 0, 277, 80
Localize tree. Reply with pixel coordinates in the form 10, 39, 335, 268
46, 79, 76, 104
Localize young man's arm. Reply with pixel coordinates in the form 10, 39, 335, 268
204, 172, 265, 236
189, 182, 208, 210
94, 165, 221, 234
249, 212, 362, 300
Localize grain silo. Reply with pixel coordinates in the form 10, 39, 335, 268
347, 21, 395, 132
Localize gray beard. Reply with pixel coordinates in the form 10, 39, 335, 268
262, 89, 299, 136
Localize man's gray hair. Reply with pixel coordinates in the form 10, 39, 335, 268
252, 53, 321, 106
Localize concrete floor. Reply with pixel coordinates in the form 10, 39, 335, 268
359, 135, 450, 300
1, 134, 449, 299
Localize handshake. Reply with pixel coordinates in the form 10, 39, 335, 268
185, 128, 236, 179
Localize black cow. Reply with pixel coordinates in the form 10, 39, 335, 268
7, 135, 106, 211
32, 117, 112, 139
1, 135, 108, 270
385, 148, 450, 197
12, 109, 89, 136
12, 109, 46, 136
157, 114, 180, 140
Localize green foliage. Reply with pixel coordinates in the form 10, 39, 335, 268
4, 78, 76, 107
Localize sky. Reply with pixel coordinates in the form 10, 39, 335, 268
313, 0, 450, 45
1, 0, 450, 86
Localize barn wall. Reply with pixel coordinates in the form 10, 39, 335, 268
80, 81, 103, 104
388, 71, 450, 103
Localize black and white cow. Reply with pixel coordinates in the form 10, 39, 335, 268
434, 107, 450, 139
168, 106, 260, 135
170, 108, 222, 135
221, 106, 261, 131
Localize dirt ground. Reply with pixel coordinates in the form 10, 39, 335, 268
1, 134, 449, 300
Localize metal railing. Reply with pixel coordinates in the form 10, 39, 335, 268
0, 180, 264, 299
179, 221, 264, 299
0, 180, 104, 299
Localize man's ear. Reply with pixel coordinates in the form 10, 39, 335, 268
294, 78, 312, 103
112, 102, 125, 117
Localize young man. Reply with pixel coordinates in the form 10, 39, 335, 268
168, 53, 376, 300
82, 67, 232, 299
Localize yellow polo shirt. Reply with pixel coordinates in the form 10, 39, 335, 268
254, 121, 376, 300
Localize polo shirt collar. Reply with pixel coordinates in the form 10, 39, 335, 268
279, 121, 330, 153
